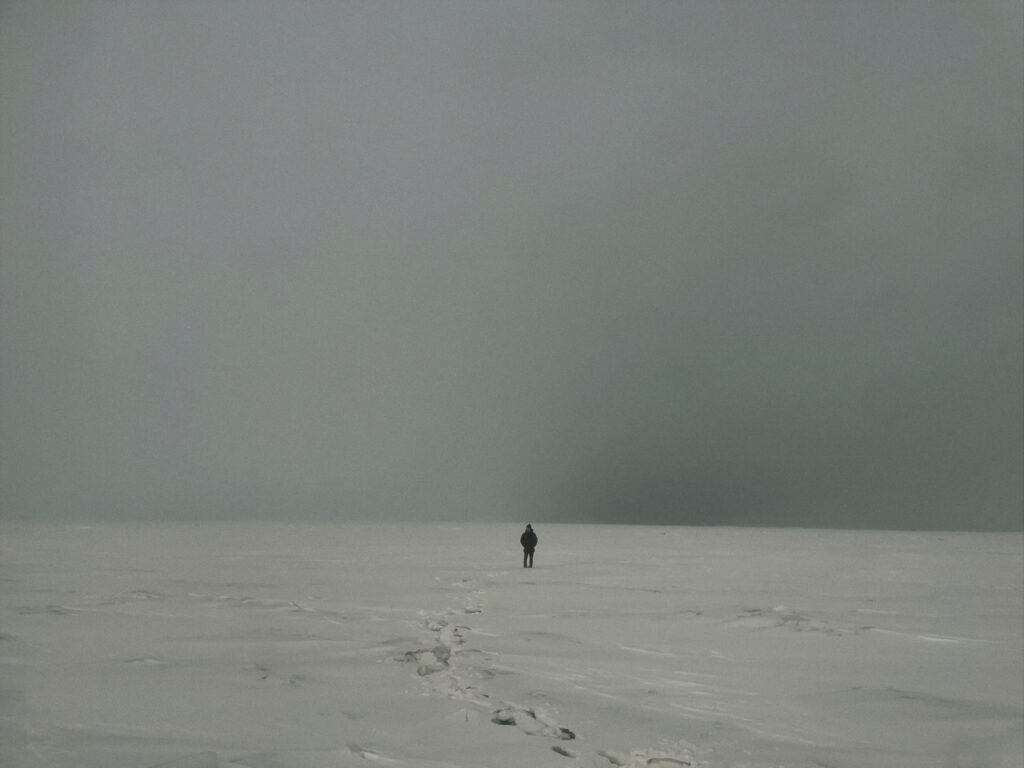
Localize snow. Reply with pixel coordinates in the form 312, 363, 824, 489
1, 523, 1020, 768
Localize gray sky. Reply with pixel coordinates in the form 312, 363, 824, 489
2, 1, 1021, 529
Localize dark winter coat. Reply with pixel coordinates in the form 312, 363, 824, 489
520, 529, 538, 551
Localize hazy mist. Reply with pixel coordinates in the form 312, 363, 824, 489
2, 1, 1021, 529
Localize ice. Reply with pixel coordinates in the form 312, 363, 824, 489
1, 523, 1020, 768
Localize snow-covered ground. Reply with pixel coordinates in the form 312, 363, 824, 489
1, 523, 1020, 768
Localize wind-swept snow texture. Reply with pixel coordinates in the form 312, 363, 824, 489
1, 523, 1020, 768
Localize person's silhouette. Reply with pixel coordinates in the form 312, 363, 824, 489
520, 524, 537, 568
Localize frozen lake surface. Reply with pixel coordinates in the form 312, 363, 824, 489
1, 523, 1020, 768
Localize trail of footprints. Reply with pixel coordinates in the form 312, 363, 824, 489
400, 578, 696, 767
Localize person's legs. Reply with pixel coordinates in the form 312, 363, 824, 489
527, 549, 534, 568
523, 550, 528, 568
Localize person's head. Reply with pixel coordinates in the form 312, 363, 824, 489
525, 524, 533, 531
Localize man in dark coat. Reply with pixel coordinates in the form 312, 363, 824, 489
520, 524, 537, 568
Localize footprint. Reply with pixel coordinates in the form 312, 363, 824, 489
403, 580, 704, 768
405, 580, 580, 745
402, 646, 450, 676
491, 703, 575, 740
437, 622, 465, 648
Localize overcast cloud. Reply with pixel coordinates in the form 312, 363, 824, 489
1, 1, 1021, 529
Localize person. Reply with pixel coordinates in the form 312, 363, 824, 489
520, 524, 537, 568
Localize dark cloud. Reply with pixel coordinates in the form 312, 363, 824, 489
1, 1, 1020, 529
